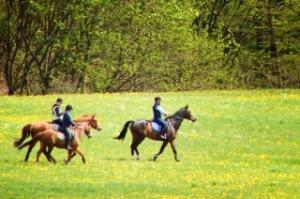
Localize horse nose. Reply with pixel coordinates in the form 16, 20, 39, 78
97, 127, 102, 131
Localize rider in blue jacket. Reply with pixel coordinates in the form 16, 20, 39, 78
62, 105, 76, 150
153, 97, 169, 140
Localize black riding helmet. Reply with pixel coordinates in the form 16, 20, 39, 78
65, 104, 73, 111
56, 97, 63, 103
155, 96, 161, 102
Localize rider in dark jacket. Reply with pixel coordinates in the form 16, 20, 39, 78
153, 97, 169, 140
62, 105, 76, 150
52, 98, 63, 126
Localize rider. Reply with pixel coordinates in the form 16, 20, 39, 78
62, 105, 77, 150
153, 97, 169, 140
52, 97, 63, 126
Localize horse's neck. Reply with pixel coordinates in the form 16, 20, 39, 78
74, 123, 87, 139
170, 116, 183, 132
74, 116, 90, 123
76, 129, 83, 138
74, 128, 82, 140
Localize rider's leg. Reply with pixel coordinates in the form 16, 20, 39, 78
155, 119, 168, 139
65, 128, 72, 150
62, 128, 72, 150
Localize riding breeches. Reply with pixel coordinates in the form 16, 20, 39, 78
153, 118, 168, 133
62, 127, 72, 145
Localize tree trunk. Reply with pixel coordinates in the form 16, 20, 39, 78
266, 0, 280, 87
266, 0, 278, 58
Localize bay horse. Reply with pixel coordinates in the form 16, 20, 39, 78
14, 115, 101, 161
115, 105, 196, 161
18, 121, 94, 164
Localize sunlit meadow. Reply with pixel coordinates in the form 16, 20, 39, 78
0, 90, 299, 198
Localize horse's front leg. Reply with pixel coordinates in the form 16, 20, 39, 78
75, 149, 86, 163
64, 150, 72, 164
170, 140, 179, 162
47, 146, 56, 164
153, 141, 168, 161
70, 152, 77, 160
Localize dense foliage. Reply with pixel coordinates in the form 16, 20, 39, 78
0, 0, 299, 95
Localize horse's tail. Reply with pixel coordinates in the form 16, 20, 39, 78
14, 124, 32, 148
114, 121, 134, 140
18, 132, 42, 150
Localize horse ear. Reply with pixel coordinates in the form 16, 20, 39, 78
92, 114, 96, 119
185, 105, 189, 109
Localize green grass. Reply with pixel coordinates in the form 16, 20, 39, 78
0, 90, 300, 198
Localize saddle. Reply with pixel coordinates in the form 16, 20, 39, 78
51, 123, 63, 132
51, 124, 74, 141
150, 121, 169, 133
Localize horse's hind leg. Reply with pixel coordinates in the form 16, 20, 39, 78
153, 141, 169, 161
131, 136, 145, 160
134, 137, 145, 160
24, 142, 36, 162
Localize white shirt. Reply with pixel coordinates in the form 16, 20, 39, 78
52, 105, 63, 120
157, 105, 168, 115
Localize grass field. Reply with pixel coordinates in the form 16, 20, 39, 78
0, 90, 300, 198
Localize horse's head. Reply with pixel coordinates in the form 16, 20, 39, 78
179, 105, 196, 122
84, 123, 93, 139
88, 114, 102, 131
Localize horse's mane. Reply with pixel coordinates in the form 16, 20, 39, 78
171, 106, 187, 117
74, 114, 93, 122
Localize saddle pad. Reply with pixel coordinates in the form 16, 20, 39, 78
151, 122, 163, 133
52, 124, 73, 141
56, 131, 74, 141
52, 124, 63, 132
57, 132, 66, 141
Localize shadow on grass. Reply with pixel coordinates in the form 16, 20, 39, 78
102, 157, 158, 162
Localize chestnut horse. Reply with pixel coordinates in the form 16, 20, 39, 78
18, 121, 93, 164
14, 115, 101, 161
115, 105, 196, 161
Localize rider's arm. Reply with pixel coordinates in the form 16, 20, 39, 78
69, 114, 77, 127
54, 106, 63, 117
157, 106, 168, 116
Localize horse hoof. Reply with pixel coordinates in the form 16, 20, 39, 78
136, 156, 140, 161
175, 159, 180, 162
153, 155, 158, 161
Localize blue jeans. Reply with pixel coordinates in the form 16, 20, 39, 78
62, 127, 72, 146
153, 118, 168, 133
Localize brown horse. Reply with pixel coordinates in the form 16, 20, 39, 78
18, 121, 94, 164
14, 115, 101, 161
115, 105, 196, 161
